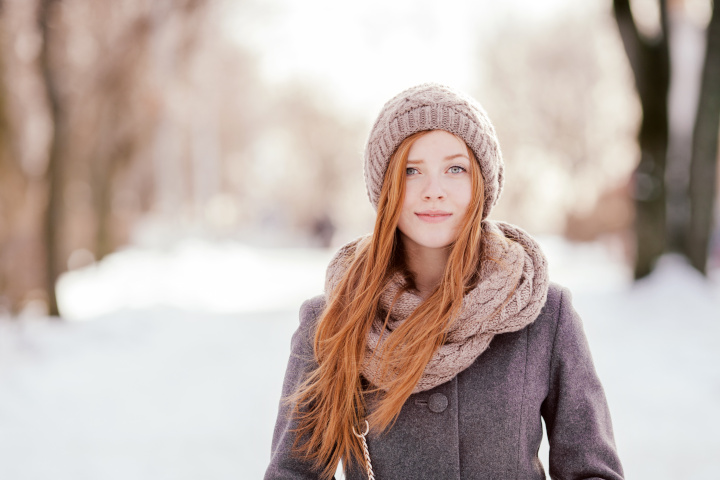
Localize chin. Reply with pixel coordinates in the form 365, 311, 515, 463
413, 236, 456, 250
399, 227, 460, 252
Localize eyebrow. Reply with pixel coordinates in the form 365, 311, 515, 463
407, 153, 470, 164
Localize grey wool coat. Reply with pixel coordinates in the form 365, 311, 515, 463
265, 284, 624, 480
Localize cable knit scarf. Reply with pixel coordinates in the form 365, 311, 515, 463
324, 220, 550, 393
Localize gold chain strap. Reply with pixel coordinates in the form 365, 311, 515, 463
352, 420, 375, 480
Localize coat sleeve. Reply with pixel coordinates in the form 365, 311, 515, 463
541, 287, 624, 480
264, 296, 336, 480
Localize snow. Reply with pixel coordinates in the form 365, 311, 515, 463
55, 239, 334, 319
1, 238, 719, 479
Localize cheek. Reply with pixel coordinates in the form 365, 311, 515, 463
456, 181, 473, 211
400, 185, 417, 214
398, 195, 414, 231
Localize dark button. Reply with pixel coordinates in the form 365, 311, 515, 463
427, 393, 448, 413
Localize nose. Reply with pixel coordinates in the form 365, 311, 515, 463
422, 175, 446, 200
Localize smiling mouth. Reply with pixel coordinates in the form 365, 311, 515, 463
416, 212, 452, 223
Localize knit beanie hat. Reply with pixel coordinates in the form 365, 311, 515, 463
364, 83, 504, 219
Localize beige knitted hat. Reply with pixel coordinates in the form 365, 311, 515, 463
364, 83, 504, 219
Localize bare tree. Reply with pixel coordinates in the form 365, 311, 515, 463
614, 0, 719, 277
25, 0, 210, 316
37, 0, 64, 316
477, 10, 638, 241
687, 5, 720, 274
2, 0, 366, 316
613, 0, 671, 279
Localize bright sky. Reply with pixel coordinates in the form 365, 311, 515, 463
224, 0, 581, 119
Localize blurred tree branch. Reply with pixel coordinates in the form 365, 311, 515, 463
29, 0, 210, 317
1, 0, 363, 316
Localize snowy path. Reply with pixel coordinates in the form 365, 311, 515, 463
1, 240, 719, 479
0, 308, 300, 480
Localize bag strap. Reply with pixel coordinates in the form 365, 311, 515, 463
353, 420, 375, 480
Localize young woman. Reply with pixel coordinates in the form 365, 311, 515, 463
265, 84, 624, 480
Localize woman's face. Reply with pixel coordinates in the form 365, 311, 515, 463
397, 130, 473, 252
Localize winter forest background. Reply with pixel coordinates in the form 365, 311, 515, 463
0, 0, 719, 479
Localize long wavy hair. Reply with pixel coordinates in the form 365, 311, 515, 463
289, 130, 487, 479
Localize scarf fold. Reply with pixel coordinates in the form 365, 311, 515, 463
324, 220, 550, 393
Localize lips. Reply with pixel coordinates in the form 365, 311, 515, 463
415, 210, 452, 223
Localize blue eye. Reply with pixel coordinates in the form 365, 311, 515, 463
448, 166, 466, 174
406, 167, 419, 175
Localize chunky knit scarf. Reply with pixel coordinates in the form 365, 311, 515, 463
325, 220, 550, 393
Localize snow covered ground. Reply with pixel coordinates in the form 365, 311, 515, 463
1, 237, 719, 479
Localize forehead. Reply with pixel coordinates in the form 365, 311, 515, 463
408, 130, 467, 159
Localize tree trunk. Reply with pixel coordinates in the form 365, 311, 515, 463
686, 6, 720, 274
91, 100, 119, 261
613, 0, 671, 279
38, 0, 64, 317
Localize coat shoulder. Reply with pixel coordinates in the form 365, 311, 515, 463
542, 282, 568, 316
299, 295, 327, 327
294, 295, 327, 351
527, 282, 573, 345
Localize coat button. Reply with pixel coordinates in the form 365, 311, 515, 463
427, 393, 448, 413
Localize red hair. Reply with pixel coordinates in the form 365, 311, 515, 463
289, 130, 486, 479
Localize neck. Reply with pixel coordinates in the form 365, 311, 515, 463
401, 235, 451, 299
